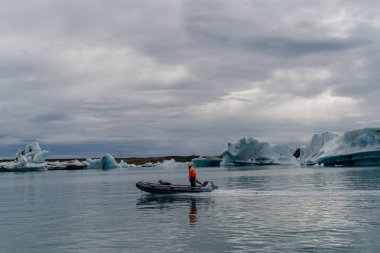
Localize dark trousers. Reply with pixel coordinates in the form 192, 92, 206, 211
190, 178, 196, 187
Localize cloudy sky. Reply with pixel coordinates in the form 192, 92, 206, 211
0, 0, 379, 158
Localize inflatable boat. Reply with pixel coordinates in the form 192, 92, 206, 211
136, 180, 218, 194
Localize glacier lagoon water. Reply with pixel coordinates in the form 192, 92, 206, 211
0, 164, 379, 252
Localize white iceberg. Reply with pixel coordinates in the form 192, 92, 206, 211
119, 160, 133, 169
141, 159, 177, 167
298, 132, 338, 165
46, 160, 87, 170
157, 158, 176, 167
300, 128, 380, 166
24, 142, 49, 163
299, 132, 338, 163
0, 142, 48, 172
221, 137, 297, 166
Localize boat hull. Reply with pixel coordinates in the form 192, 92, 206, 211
136, 181, 216, 194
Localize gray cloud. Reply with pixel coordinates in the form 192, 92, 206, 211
0, 0, 380, 158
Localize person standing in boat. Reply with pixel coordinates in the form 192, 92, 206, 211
188, 164, 197, 187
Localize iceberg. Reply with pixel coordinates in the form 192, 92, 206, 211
0, 142, 48, 172
300, 128, 380, 166
0, 143, 134, 172
192, 156, 222, 167
157, 158, 176, 167
24, 142, 49, 163
299, 132, 338, 165
46, 160, 87, 170
141, 159, 176, 167
119, 160, 133, 169
83, 154, 179, 169
85, 154, 120, 170
221, 137, 297, 166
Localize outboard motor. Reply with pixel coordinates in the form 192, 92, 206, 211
202, 180, 219, 190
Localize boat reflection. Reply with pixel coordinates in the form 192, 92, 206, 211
189, 199, 197, 226
136, 194, 215, 227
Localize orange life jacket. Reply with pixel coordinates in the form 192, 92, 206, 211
189, 168, 196, 181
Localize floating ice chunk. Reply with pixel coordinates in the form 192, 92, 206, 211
141, 161, 154, 167
159, 159, 177, 167
16, 149, 28, 166
300, 128, 380, 166
25, 142, 42, 162
192, 156, 221, 167
0, 142, 48, 172
159, 159, 176, 167
46, 160, 86, 170
85, 154, 120, 170
21, 142, 50, 163
220, 153, 235, 166
85, 158, 102, 169
299, 132, 338, 164
1, 162, 46, 172
25, 142, 42, 153
119, 160, 128, 168
33, 150, 49, 163
139, 159, 177, 168
221, 137, 297, 166
102, 154, 119, 169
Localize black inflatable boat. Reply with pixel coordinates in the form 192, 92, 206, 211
136, 180, 218, 194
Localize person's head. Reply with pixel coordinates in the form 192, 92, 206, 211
188, 164, 192, 170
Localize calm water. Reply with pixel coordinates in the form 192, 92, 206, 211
0, 164, 380, 252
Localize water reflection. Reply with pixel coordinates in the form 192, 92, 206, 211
341, 167, 380, 191
189, 199, 197, 226
222, 165, 275, 171
227, 175, 270, 190
136, 194, 215, 227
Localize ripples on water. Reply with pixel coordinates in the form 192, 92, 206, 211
0, 166, 379, 252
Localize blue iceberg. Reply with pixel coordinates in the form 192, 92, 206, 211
300, 128, 380, 166
192, 156, 222, 167
85, 154, 121, 170
85, 154, 134, 169
221, 137, 297, 166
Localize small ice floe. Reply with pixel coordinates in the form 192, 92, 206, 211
157, 159, 176, 167
46, 160, 87, 170
141, 159, 176, 168
141, 161, 154, 167
119, 160, 132, 169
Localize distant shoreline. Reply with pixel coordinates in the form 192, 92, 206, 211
114, 155, 199, 165
0, 155, 199, 166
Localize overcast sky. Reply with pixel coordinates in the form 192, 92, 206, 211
0, 0, 379, 158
